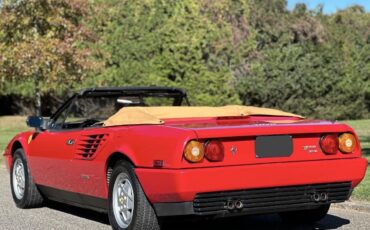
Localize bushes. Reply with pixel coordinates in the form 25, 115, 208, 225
1, 0, 370, 120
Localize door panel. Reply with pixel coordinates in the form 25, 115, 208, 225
28, 130, 80, 192
69, 129, 110, 197
28, 128, 109, 198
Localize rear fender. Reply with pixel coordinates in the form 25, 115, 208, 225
107, 145, 139, 167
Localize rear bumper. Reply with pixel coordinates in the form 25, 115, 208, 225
152, 182, 352, 217
136, 158, 367, 215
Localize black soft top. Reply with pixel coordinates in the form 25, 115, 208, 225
50, 86, 189, 120
78, 86, 187, 97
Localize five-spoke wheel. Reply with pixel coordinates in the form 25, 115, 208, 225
113, 175, 135, 228
108, 160, 160, 230
10, 149, 43, 208
12, 158, 26, 200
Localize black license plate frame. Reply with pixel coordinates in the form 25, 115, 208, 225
255, 135, 293, 158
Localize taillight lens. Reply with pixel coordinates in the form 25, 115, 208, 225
320, 134, 339, 155
184, 140, 204, 163
339, 133, 356, 153
204, 140, 224, 162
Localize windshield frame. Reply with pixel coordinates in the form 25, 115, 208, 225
48, 87, 189, 130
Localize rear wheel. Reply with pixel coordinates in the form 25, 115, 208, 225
10, 149, 44, 208
279, 204, 330, 223
108, 160, 160, 230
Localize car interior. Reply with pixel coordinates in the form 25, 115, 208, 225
48, 88, 188, 130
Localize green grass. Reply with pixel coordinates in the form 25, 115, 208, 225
0, 116, 30, 164
0, 117, 369, 200
351, 168, 370, 201
343, 120, 370, 159
343, 120, 370, 201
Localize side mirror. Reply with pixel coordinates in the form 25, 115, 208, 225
26, 116, 48, 131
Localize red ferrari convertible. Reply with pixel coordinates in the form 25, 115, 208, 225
3, 87, 367, 230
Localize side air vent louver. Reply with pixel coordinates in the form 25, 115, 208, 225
75, 134, 108, 160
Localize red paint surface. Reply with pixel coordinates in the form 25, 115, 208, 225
136, 158, 368, 202
3, 116, 368, 202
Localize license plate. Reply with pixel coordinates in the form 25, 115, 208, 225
255, 135, 293, 158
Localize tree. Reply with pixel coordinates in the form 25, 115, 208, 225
1, 0, 370, 120
236, 0, 370, 119
86, 0, 255, 106
0, 0, 100, 115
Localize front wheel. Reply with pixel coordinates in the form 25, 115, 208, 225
279, 204, 330, 223
108, 160, 160, 230
10, 149, 44, 208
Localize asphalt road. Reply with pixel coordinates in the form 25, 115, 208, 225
1, 165, 369, 230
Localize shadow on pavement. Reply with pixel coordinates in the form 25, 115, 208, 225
45, 201, 350, 230
162, 214, 350, 230
46, 200, 110, 225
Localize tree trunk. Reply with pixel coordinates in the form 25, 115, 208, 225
35, 70, 42, 116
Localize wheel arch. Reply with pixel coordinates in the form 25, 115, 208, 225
5, 134, 31, 170
11, 141, 23, 156
8, 132, 32, 157
105, 152, 135, 186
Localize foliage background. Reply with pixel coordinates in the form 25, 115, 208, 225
0, 0, 369, 120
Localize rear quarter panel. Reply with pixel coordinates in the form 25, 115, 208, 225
106, 125, 198, 168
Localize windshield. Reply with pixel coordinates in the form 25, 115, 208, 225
50, 93, 186, 130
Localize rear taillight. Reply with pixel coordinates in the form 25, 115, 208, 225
184, 140, 225, 163
204, 140, 224, 162
184, 141, 204, 163
339, 133, 356, 154
320, 134, 339, 155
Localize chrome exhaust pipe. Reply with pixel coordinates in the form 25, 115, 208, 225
320, 192, 328, 201
226, 201, 235, 210
235, 200, 244, 210
312, 193, 321, 202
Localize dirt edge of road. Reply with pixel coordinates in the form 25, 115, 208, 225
333, 201, 370, 213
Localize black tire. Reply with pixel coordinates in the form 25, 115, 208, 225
108, 160, 160, 230
279, 204, 330, 223
10, 149, 44, 208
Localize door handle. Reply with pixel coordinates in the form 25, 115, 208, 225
66, 139, 75, 145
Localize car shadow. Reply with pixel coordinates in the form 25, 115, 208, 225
45, 201, 350, 230
45, 200, 110, 225
162, 214, 350, 230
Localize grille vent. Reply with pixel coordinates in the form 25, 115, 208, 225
75, 134, 108, 160
193, 182, 351, 215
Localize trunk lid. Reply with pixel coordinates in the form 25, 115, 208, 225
165, 117, 360, 168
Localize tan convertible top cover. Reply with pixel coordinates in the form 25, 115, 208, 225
103, 105, 302, 126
